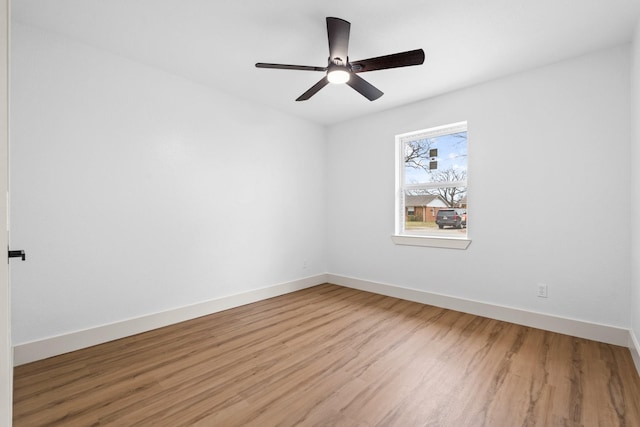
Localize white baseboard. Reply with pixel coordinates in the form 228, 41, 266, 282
14, 273, 637, 375
13, 274, 328, 366
630, 330, 640, 376
328, 274, 630, 347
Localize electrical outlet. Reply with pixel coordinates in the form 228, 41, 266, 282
537, 284, 548, 298
303, 259, 308, 269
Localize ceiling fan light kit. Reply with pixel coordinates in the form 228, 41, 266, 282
256, 17, 425, 101
326, 64, 350, 84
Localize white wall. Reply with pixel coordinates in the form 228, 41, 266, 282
631, 20, 640, 353
9, 24, 327, 345
327, 46, 631, 328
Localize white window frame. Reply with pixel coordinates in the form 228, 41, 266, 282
392, 121, 471, 249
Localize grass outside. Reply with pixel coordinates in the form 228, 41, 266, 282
405, 221, 438, 229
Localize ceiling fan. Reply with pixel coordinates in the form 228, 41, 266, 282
255, 17, 425, 102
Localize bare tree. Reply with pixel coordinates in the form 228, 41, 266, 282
431, 168, 467, 207
404, 139, 433, 170
405, 133, 466, 172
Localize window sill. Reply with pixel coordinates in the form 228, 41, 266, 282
391, 234, 472, 250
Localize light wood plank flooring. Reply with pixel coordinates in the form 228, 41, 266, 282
13, 284, 640, 426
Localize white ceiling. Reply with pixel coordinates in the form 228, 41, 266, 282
11, 0, 640, 125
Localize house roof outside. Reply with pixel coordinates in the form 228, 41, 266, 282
405, 194, 449, 207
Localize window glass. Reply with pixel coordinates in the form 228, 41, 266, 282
396, 122, 468, 239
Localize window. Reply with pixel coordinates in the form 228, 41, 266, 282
393, 121, 470, 249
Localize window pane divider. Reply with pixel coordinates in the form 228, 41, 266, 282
405, 181, 467, 191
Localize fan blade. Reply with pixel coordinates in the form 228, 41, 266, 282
350, 49, 425, 73
327, 17, 350, 63
296, 76, 330, 101
346, 73, 383, 101
256, 63, 327, 72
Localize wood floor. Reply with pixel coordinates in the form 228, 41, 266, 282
13, 284, 640, 426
